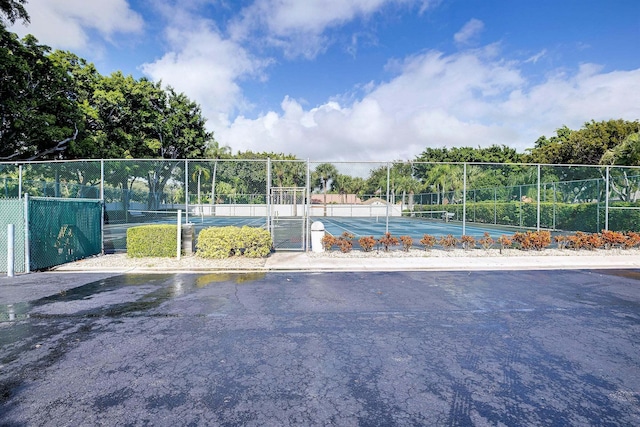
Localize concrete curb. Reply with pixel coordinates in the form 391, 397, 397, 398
49, 252, 640, 274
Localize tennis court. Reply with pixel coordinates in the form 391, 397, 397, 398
103, 209, 523, 253
315, 214, 521, 241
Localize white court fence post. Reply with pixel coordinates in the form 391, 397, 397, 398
462, 163, 467, 236
177, 209, 182, 260
18, 165, 23, 199
605, 166, 610, 231
537, 164, 541, 231
184, 160, 189, 224
385, 163, 390, 234
24, 193, 30, 274
7, 224, 14, 277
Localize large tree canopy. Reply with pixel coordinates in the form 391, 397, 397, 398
415, 145, 522, 164
0, 30, 212, 161
0, 0, 29, 25
526, 119, 640, 165
0, 28, 81, 160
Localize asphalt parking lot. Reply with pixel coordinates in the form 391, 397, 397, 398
1, 270, 639, 426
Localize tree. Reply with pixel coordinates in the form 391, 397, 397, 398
418, 163, 464, 205
59, 70, 212, 209
205, 141, 231, 207
601, 132, 640, 166
191, 164, 211, 204
0, 29, 82, 160
601, 132, 640, 202
313, 163, 338, 215
332, 174, 351, 203
395, 174, 421, 211
0, 0, 29, 25
526, 120, 639, 165
415, 144, 522, 164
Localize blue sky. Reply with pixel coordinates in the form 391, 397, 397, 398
9, 0, 640, 161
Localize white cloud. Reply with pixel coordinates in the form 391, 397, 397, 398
230, 0, 417, 58
9, 0, 143, 50
525, 49, 547, 64
141, 20, 270, 128
216, 47, 640, 161
454, 18, 484, 46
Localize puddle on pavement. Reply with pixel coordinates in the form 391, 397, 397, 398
196, 272, 266, 288
0, 273, 266, 323
599, 269, 640, 281
0, 302, 31, 322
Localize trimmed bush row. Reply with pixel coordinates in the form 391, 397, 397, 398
127, 224, 177, 258
321, 230, 640, 253
126, 224, 273, 259
196, 226, 272, 259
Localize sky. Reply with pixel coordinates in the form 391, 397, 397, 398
9, 0, 640, 161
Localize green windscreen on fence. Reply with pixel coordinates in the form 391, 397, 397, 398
0, 199, 26, 273
28, 197, 102, 270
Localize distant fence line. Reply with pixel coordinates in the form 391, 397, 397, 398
1, 159, 640, 233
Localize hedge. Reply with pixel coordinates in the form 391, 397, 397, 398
127, 224, 177, 258
416, 201, 640, 232
196, 226, 272, 259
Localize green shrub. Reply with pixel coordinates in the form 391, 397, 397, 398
127, 224, 177, 258
196, 226, 272, 259
417, 201, 640, 233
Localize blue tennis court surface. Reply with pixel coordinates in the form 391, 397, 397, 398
104, 214, 520, 253
187, 215, 267, 229
315, 216, 519, 240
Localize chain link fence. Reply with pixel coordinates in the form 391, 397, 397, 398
0, 198, 26, 273
1, 159, 640, 258
28, 197, 102, 270
0, 196, 102, 272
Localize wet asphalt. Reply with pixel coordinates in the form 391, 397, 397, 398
0, 270, 639, 426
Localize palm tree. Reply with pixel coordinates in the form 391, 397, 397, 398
332, 174, 350, 203
271, 161, 287, 204
314, 163, 338, 216
424, 164, 463, 205
205, 140, 231, 213
395, 175, 422, 212
191, 164, 211, 205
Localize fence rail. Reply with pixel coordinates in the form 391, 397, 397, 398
2, 160, 640, 251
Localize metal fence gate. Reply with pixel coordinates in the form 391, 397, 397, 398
269, 187, 307, 251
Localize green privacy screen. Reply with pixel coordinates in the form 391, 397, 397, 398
0, 199, 26, 273
28, 197, 102, 271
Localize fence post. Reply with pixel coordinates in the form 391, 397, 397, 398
100, 159, 105, 255
267, 158, 272, 238
537, 164, 541, 231
605, 166, 610, 230
184, 160, 189, 224
24, 193, 30, 273
18, 165, 22, 199
494, 187, 497, 225
177, 209, 182, 260
306, 159, 311, 251
553, 181, 557, 230
462, 163, 467, 236
7, 224, 14, 277
385, 163, 390, 234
